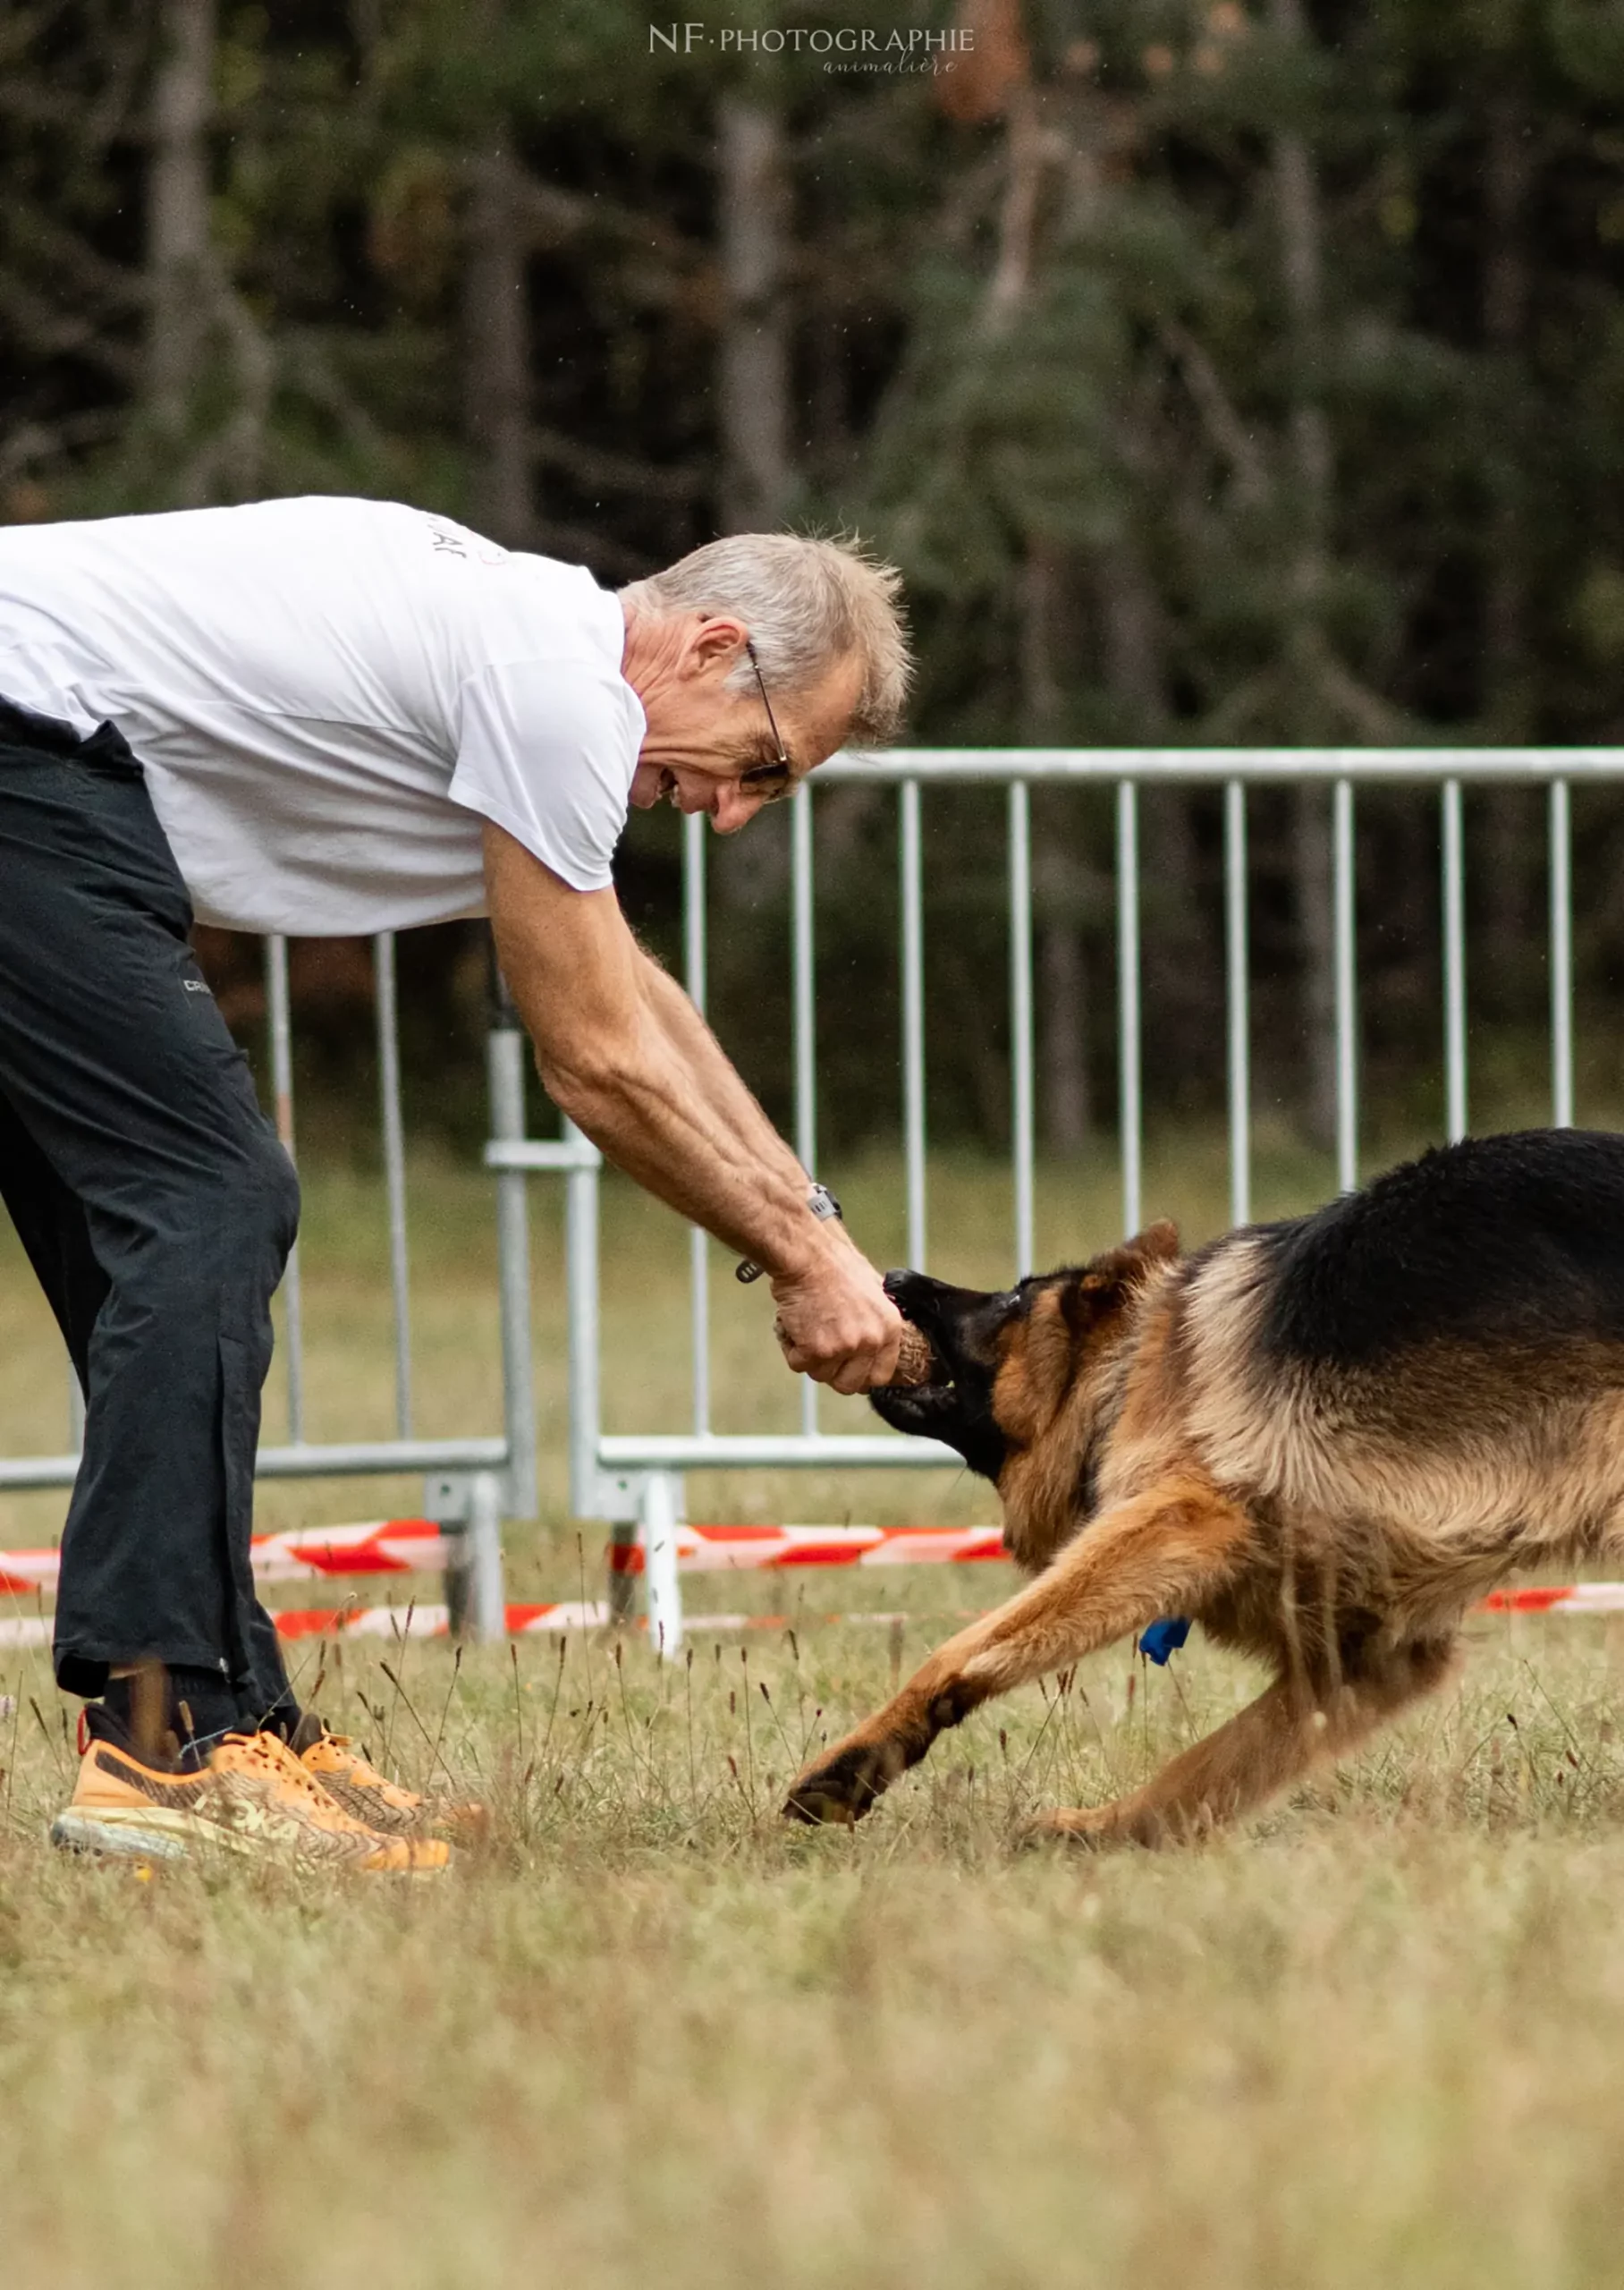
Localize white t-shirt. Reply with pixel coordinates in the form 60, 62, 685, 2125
0, 496, 646, 934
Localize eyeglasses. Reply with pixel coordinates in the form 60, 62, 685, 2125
742, 639, 796, 802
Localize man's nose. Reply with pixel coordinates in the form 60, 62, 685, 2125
711, 782, 758, 833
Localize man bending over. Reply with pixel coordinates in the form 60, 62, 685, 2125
0, 501, 906, 1872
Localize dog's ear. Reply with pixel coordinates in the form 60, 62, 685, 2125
1125, 1219, 1180, 1266
1058, 1222, 1180, 1337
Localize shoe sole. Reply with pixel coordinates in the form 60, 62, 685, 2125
50, 1810, 190, 1862
49, 1805, 447, 1875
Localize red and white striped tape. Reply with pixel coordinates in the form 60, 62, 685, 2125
275, 1599, 607, 1641
0, 1517, 449, 1594
246, 1518, 449, 1582
1, 1504, 1618, 1649
0, 1602, 922, 1650
1479, 1582, 1624, 1616
0, 1518, 1004, 1596
274, 1602, 928, 1640
613, 1522, 1008, 1573
0, 1581, 1620, 1652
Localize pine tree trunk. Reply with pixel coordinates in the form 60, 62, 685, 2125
1293, 785, 1337, 1140
462, 131, 534, 548
147, 0, 214, 450
1097, 507, 1212, 1106
1271, 0, 1338, 1149
1482, 91, 1535, 1015
717, 97, 792, 532
1025, 540, 1092, 1150
1038, 912, 1091, 1149
1099, 547, 1163, 728
985, 83, 1045, 328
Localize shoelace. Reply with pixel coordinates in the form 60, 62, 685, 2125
304, 1724, 378, 1769
313, 1733, 421, 1798
225, 1731, 358, 1814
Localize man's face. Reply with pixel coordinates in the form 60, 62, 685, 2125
627, 613, 864, 833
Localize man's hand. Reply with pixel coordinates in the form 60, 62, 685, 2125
770, 1229, 904, 1395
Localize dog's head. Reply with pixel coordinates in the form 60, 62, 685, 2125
872, 1222, 1181, 1568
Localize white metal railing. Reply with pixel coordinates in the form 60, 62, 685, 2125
490, 746, 1609, 1657
8, 750, 1597, 1664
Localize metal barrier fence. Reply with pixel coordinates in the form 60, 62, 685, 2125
492, 746, 1616, 1659
0, 931, 536, 1641
0, 748, 1612, 1666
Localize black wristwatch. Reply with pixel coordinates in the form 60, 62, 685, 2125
735, 1184, 843, 1285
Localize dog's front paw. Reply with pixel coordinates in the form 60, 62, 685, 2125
783, 1736, 906, 1826
1016, 1806, 1113, 1851
1018, 1801, 1196, 1851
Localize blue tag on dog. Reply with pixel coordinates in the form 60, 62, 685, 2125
1139, 1616, 1191, 1666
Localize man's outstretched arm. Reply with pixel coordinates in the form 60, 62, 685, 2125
483, 821, 901, 1391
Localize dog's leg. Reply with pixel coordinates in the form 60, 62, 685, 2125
783, 1473, 1252, 1825
1030, 1636, 1458, 1849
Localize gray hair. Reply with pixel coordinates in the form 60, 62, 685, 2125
620, 531, 911, 748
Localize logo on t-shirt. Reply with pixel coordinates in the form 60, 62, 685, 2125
425, 516, 508, 568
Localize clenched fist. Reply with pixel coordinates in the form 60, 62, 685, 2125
770, 1230, 903, 1395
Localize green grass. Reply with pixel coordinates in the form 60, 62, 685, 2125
5, 1618, 1624, 2287
5, 1132, 1624, 2286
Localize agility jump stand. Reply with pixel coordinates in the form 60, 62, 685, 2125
485, 1117, 704, 1657
0, 1518, 1010, 1654
0, 1519, 1004, 1597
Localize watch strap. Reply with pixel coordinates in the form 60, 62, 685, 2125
735, 1185, 843, 1285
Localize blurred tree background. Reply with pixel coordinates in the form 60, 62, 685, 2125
6, 0, 1624, 1158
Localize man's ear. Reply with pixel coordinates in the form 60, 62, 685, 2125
685, 614, 749, 678
1057, 1222, 1180, 1337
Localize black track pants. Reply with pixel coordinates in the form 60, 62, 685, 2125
0, 700, 300, 1718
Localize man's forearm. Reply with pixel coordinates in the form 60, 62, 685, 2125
527, 969, 833, 1280
483, 821, 900, 1391
633, 953, 793, 1170
486, 820, 852, 1283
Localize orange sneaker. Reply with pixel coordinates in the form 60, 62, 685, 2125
51, 1723, 451, 1874
292, 1716, 486, 1841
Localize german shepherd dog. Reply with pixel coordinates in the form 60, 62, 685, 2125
785, 1129, 1624, 1845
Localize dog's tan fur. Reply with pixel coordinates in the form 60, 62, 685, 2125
785, 1201, 1624, 1846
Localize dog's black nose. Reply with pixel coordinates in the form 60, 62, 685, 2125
885, 1266, 954, 1320
884, 1268, 935, 1318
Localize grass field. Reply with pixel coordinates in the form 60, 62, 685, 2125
6, 1129, 1624, 2287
